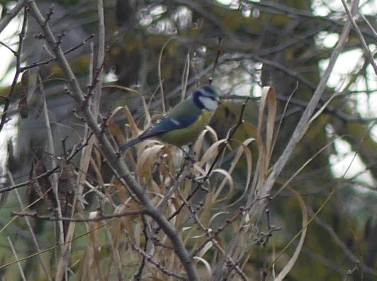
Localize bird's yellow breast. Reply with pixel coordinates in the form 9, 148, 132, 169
160, 109, 213, 147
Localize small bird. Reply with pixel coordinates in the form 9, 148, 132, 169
119, 85, 221, 152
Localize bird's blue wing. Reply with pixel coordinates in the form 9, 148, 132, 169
140, 114, 198, 140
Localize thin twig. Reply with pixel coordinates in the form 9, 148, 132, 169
21, 34, 94, 71
360, 14, 377, 38
309, 208, 377, 276
7, 236, 27, 281
0, 221, 107, 272
126, 231, 187, 280
55, 3, 104, 275
0, 0, 24, 34
341, 0, 377, 75
133, 215, 148, 280
157, 38, 175, 113
12, 208, 146, 222
39, 74, 65, 248
209, 37, 223, 83
0, 6, 28, 133
8, 172, 53, 281
27, 1, 200, 279
102, 218, 123, 281
253, 0, 359, 211
165, 99, 250, 223
182, 197, 248, 281
1, 135, 92, 194
205, 97, 250, 180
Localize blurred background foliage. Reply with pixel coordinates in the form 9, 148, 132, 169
1, 0, 377, 280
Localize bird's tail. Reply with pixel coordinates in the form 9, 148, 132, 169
119, 138, 141, 152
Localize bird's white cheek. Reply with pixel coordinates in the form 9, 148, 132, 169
199, 97, 219, 111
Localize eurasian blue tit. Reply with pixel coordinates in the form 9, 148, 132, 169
119, 85, 221, 151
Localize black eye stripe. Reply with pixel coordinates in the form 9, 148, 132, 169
192, 85, 219, 109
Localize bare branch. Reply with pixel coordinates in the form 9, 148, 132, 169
0, 0, 24, 34
26, 1, 200, 279
341, 0, 377, 75
253, 0, 359, 214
